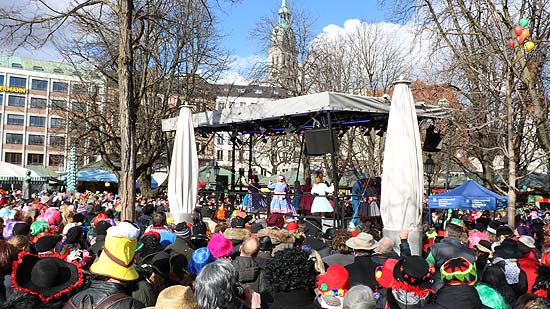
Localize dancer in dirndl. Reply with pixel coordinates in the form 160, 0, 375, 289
310, 175, 334, 215
267, 175, 295, 215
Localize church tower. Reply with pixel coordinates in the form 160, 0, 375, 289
268, 0, 297, 86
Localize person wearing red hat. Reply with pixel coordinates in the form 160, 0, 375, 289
315, 264, 350, 308
285, 222, 299, 233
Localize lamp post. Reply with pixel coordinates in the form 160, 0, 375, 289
424, 154, 435, 198
214, 162, 220, 207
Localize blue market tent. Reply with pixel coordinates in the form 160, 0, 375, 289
428, 180, 508, 211
77, 169, 118, 183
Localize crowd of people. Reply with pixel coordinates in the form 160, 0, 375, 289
0, 185, 547, 308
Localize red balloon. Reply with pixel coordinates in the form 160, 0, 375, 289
509, 39, 515, 48
515, 25, 523, 36
518, 36, 524, 45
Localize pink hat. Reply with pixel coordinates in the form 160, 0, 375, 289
468, 231, 489, 249
207, 233, 233, 258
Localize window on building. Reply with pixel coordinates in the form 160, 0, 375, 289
8, 95, 25, 107
5, 133, 23, 144
28, 134, 44, 145
49, 135, 65, 147
11, 63, 22, 69
237, 88, 245, 94
71, 84, 87, 94
52, 81, 68, 93
29, 116, 46, 127
0, 94, 3, 105
32, 66, 44, 71
228, 150, 233, 160
27, 153, 44, 165
0, 75, 4, 86
49, 154, 64, 166
50, 118, 65, 128
216, 150, 223, 161
6, 114, 24, 126
218, 102, 225, 110
254, 89, 263, 94
5, 152, 22, 165
50, 99, 66, 110
9, 76, 26, 88
216, 135, 224, 145
30, 98, 47, 109
71, 101, 86, 112
53, 68, 64, 74
31, 79, 48, 91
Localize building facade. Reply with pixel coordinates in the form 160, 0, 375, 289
0, 56, 103, 173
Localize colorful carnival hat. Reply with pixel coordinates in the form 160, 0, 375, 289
375, 257, 434, 298
440, 257, 477, 286
207, 233, 233, 258
12, 251, 84, 302
89, 221, 140, 281
393, 256, 435, 290
188, 247, 215, 275
317, 264, 350, 297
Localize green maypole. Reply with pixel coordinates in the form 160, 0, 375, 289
67, 147, 77, 194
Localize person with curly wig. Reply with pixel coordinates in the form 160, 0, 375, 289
323, 229, 354, 267
264, 249, 319, 308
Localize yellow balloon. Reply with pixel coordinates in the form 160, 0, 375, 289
524, 41, 535, 51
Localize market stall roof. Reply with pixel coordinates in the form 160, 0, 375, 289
162, 92, 450, 133
77, 169, 118, 183
428, 180, 508, 211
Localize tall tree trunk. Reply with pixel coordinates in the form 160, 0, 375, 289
118, 0, 136, 221
505, 76, 516, 228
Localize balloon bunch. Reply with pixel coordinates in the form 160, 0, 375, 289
508, 18, 534, 51
519, 185, 533, 193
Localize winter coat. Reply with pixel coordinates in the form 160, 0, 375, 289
67, 280, 144, 309
424, 284, 485, 309
322, 253, 354, 267
427, 237, 476, 291
345, 255, 378, 289
165, 236, 195, 263
517, 250, 539, 292
481, 258, 527, 305
232, 256, 267, 293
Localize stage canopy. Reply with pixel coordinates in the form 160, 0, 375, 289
162, 92, 450, 133
428, 180, 508, 211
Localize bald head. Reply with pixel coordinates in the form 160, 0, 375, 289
240, 238, 259, 257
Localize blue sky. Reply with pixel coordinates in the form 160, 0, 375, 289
214, 0, 388, 58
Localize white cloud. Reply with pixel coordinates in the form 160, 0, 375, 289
218, 54, 266, 85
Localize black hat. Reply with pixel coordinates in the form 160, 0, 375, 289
142, 204, 155, 216
393, 256, 435, 289
175, 222, 191, 238
13, 223, 30, 236
151, 251, 171, 277
35, 235, 62, 253
12, 252, 84, 302
496, 226, 514, 238
475, 240, 493, 254
303, 237, 325, 251
486, 221, 501, 234
250, 223, 263, 234
192, 221, 207, 236
72, 213, 85, 224
258, 236, 273, 252
494, 239, 522, 259
200, 206, 212, 219
230, 217, 245, 228
95, 220, 112, 237
65, 226, 83, 245
323, 228, 338, 241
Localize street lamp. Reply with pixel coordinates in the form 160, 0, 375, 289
424, 154, 435, 197
214, 162, 220, 207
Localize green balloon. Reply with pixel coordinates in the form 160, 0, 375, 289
519, 18, 529, 27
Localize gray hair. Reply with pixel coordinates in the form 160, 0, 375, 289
343, 285, 376, 309
376, 237, 394, 254
195, 259, 239, 309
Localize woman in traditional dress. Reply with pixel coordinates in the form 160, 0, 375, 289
267, 176, 295, 215
310, 175, 334, 216
241, 174, 267, 213
299, 177, 314, 216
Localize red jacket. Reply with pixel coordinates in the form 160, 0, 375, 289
518, 250, 539, 292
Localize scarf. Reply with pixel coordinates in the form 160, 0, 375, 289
493, 257, 521, 284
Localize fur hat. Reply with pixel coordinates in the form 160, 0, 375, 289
257, 228, 295, 245
12, 251, 84, 302
317, 264, 350, 296
223, 228, 251, 241
207, 233, 233, 258
89, 222, 140, 281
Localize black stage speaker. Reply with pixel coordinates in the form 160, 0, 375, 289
304, 128, 337, 155
423, 126, 443, 152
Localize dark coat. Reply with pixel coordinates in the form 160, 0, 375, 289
424, 285, 485, 309
481, 259, 527, 305
165, 236, 194, 263
322, 253, 354, 267
428, 237, 476, 290
232, 256, 266, 293
269, 289, 319, 309
67, 280, 144, 309
345, 255, 378, 289
88, 235, 106, 258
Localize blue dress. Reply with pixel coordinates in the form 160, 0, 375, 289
267, 182, 296, 215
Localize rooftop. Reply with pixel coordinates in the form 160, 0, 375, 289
0, 56, 88, 77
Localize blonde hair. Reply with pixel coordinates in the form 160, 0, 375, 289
310, 249, 325, 274
8, 235, 29, 252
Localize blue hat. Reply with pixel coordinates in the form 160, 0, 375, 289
188, 247, 215, 275
358, 174, 367, 180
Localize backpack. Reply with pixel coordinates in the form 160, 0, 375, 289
63, 293, 132, 309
